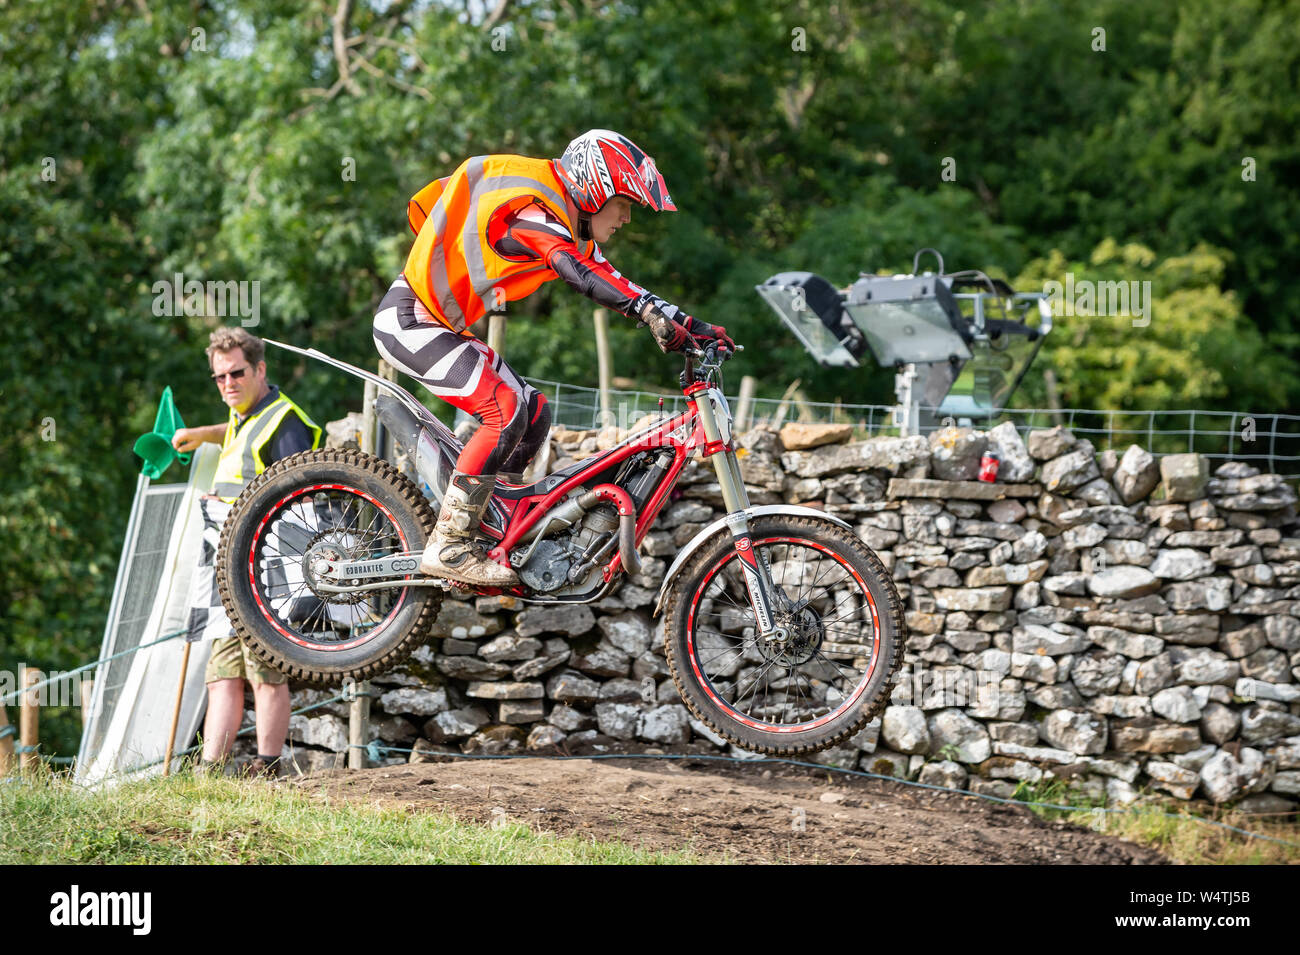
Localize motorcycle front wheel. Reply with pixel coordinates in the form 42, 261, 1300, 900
662, 515, 904, 756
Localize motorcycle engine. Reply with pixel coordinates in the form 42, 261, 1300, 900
515, 504, 620, 594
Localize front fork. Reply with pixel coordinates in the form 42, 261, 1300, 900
696, 394, 788, 645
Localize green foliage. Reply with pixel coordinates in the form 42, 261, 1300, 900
1012, 239, 1292, 414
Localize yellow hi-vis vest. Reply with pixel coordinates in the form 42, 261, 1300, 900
212, 390, 321, 503
403, 154, 594, 332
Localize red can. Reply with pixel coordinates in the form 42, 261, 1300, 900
978, 451, 1001, 483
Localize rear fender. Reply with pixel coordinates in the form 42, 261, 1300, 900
651, 505, 856, 616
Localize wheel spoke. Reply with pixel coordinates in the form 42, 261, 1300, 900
250, 486, 411, 646
687, 533, 888, 731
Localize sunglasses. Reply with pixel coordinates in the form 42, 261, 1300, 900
211, 366, 249, 385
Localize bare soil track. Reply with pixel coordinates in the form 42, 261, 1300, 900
293, 754, 1168, 864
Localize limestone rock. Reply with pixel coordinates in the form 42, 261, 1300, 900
545, 670, 602, 704
1041, 447, 1101, 495
1070, 651, 1126, 696
1027, 426, 1076, 461
288, 713, 349, 752
463, 724, 525, 754
515, 604, 595, 638
779, 421, 853, 451
595, 611, 653, 656
1132, 652, 1176, 695
435, 655, 513, 681
478, 634, 543, 662
526, 724, 567, 750
1042, 708, 1108, 755
1160, 454, 1209, 503
931, 587, 1013, 612
1011, 623, 1090, 656
1151, 686, 1202, 723
1113, 445, 1160, 504
1240, 705, 1300, 744
465, 681, 544, 701
1087, 626, 1164, 659
639, 704, 691, 744
1170, 647, 1239, 687
1199, 702, 1240, 744
424, 705, 492, 743
498, 699, 546, 724
964, 560, 1048, 587
882, 705, 931, 754
1164, 577, 1234, 612
927, 708, 992, 762
986, 422, 1035, 482
1087, 566, 1161, 599
917, 759, 968, 790
377, 686, 450, 717
1149, 548, 1216, 580
780, 435, 930, 479
1146, 760, 1201, 799
1112, 718, 1202, 754
928, 427, 988, 481
1200, 747, 1272, 803
594, 702, 642, 740
430, 601, 504, 640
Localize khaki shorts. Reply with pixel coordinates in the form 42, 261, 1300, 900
204, 635, 288, 686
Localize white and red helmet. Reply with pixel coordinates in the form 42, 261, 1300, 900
556, 129, 677, 214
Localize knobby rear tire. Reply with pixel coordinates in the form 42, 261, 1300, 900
216, 448, 442, 687
662, 515, 904, 756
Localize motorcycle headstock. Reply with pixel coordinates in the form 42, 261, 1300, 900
682, 339, 742, 387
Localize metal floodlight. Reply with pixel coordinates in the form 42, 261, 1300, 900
843, 271, 971, 366
758, 248, 1053, 435
756, 271, 868, 368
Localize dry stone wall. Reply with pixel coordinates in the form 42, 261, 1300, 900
270, 420, 1300, 810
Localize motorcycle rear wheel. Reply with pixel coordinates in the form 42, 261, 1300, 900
216, 449, 441, 687
662, 515, 904, 756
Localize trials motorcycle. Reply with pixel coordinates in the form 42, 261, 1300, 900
216, 339, 903, 755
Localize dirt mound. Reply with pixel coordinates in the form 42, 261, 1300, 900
292, 755, 1167, 864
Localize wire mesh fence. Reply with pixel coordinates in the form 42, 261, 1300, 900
525, 377, 1300, 476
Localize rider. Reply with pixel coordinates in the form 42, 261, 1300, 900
374, 129, 736, 587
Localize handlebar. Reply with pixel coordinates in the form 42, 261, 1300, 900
682, 339, 742, 385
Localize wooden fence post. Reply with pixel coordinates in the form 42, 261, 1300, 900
19, 666, 40, 772
593, 308, 613, 429
488, 313, 507, 357
348, 680, 371, 770
735, 375, 757, 433
0, 704, 14, 776
360, 379, 378, 457
80, 678, 95, 728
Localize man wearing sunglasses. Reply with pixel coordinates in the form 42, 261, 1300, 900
172, 327, 322, 777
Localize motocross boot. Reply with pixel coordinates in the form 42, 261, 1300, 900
419, 471, 520, 587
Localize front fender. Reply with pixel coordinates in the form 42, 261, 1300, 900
651, 505, 856, 616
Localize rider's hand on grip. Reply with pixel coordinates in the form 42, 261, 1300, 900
686, 318, 736, 354
640, 301, 694, 354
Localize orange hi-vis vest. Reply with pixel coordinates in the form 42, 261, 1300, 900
403, 154, 594, 333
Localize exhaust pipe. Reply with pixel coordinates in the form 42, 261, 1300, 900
581, 484, 642, 576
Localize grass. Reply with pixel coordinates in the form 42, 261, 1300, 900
1009, 778, 1300, 865
0, 766, 703, 865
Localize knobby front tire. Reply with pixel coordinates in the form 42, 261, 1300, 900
216, 449, 442, 687
662, 515, 904, 756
